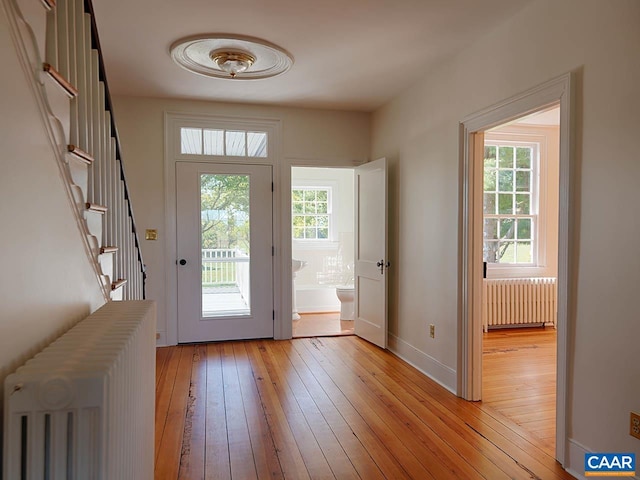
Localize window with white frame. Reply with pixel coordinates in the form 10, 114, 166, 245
483, 142, 539, 265
180, 127, 267, 157
292, 187, 331, 240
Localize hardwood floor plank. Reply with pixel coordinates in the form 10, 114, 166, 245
268, 341, 360, 479
156, 346, 193, 479
277, 341, 389, 480
154, 336, 574, 480
221, 343, 259, 480
295, 338, 438, 479
293, 312, 354, 337
482, 327, 557, 455
289, 340, 414, 480
256, 340, 336, 478
244, 341, 312, 480
324, 337, 521, 480
319, 337, 492, 480
346, 337, 572, 479
328, 337, 536, 479
178, 345, 207, 479
204, 343, 231, 480
155, 346, 179, 464
232, 342, 284, 479
156, 347, 170, 389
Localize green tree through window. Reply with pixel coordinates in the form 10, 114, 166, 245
292, 188, 331, 240
201, 174, 250, 252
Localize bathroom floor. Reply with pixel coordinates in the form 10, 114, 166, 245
292, 312, 354, 338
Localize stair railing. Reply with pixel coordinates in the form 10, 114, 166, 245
41, 0, 146, 299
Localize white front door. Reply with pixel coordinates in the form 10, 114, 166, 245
176, 162, 273, 343
354, 158, 388, 348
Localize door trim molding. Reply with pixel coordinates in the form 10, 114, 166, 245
458, 72, 575, 465
164, 112, 283, 345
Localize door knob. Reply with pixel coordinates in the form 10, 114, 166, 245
179, 259, 187, 266
376, 260, 390, 274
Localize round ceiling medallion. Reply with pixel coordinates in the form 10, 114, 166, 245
170, 34, 294, 80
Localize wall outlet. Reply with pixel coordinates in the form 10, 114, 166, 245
631, 412, 640, 440
429, 324, 435, 338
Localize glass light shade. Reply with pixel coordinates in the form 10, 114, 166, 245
210, 50, 256, 77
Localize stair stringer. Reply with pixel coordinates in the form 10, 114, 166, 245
3, 0, 112, 301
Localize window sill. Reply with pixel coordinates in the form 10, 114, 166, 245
486, 265, 555, 279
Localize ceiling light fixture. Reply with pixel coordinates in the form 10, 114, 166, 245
210, 50, 255, 78
170, 34, 293, 80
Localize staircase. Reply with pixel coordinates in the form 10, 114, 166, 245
5, 0, 145, 300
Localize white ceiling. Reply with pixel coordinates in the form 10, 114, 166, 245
516, 106, 560, 126
92, 0, 534, 112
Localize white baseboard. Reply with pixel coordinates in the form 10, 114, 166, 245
388, 333, 457, 394
566, 439, 589, 480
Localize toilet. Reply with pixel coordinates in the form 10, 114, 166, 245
336, 285, 355, 320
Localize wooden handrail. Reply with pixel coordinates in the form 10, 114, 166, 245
86, 202, 108, 214
43, 63, 78, 98
67, 145, 94, 164
85, 0, 146, 298
111, 279, 127, 291
40, 0, 56, 11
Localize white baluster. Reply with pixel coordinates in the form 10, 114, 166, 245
90, 52, 101, 204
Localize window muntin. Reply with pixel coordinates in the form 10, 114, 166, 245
292, 187, 331, 240
483, 143, 538, 265
180, 128, 267, 157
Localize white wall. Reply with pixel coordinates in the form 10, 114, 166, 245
371, 0, 640, 471
0, 3, 106, 441
112, 97, 369, 342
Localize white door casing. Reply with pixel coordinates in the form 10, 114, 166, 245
354, 158, 388, 348
459, 73, 574, 464
176, 161, 273, 342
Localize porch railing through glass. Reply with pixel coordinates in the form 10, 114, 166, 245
201, 249, 250, 316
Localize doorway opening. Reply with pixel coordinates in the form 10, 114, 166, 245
459, 72, 574, 465
480, 106, 560, 456
290, 166, 355, 338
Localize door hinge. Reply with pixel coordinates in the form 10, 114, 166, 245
272, 246, 275, 256
271, 182, 274, 192
272, 310, 275, 320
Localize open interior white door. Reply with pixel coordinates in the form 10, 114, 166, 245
354, 158, 388, 348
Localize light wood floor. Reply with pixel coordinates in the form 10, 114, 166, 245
482, 326, 557, 457
155, 336, 573, 479
293, 312, 354, 337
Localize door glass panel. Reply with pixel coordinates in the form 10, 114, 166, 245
200, 174, 251, 317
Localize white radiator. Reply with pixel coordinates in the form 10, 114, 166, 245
482, 278, 557, 331
3, 300, 156, 480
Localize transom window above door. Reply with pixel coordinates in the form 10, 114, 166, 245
180, 127, 267, 157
